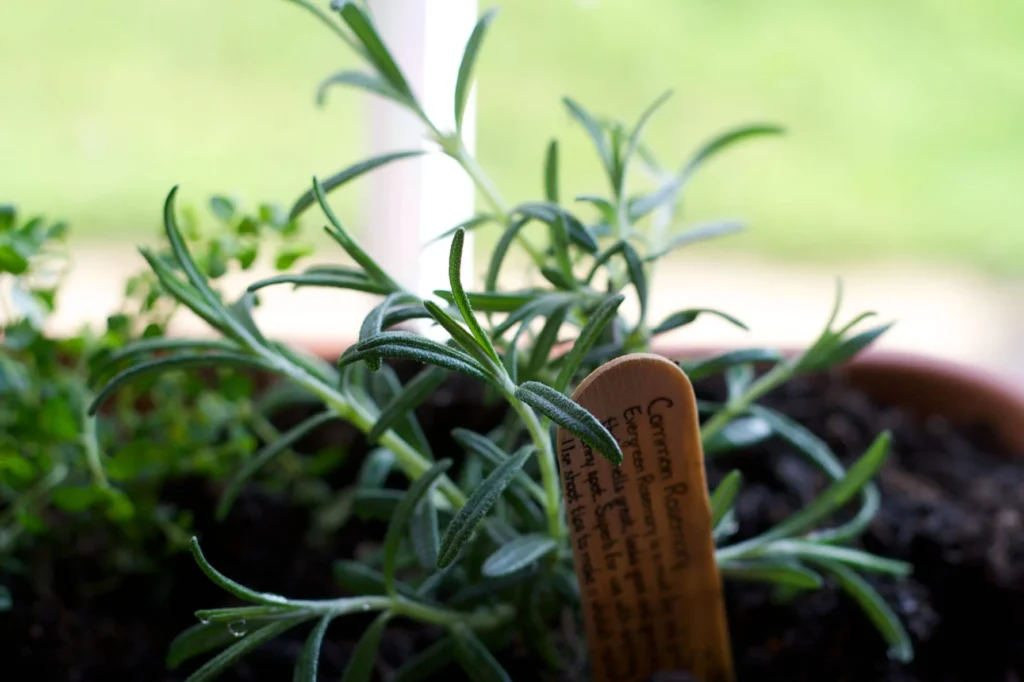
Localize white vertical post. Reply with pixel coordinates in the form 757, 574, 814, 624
363, 0, 479, 333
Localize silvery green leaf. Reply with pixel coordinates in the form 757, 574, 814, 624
643, 220, 746, 260
423, 301, 501, 373
710, 470, 743, 529
291, 151, 426, 220
384, 460, 453, 595
189, 538, 293, 606
340, 331, 491, 384
454, 8, 498, 131
246, 272, 390, 295
617, 90, 672, 197
293, 615, 333, 682
425, 213, 496, 246
450, 624, 511, 682
315, 70, 414, 110
88, 353, 277, 416
622, 241, 647, 322
651, 307, 748, 335
680, 348, 784, 382
763, 541, 911, 576
725, 363, 755, 401
410, 496, 441, 570
340, 612, 391, 682
482, 534, 558, 576
167, 621, 239, 670
563, 97, 613, 184
553, 294, 625, 392
368, 366, 448, 445
811, 559, 914, 664
335, 2, 413, 98
704, 415, 772, 455
433, 290, 535, 313
544, 139, 559, 203
719, 560, 823, 590
438, 448, 531, 568
446, 228, 502, 364
514, 381, 622, 465
183, 617, 307, 682
486, 216, 529, 292
514, 202, 597, 253
523, 303, 569, 381
217, 412, 335, 520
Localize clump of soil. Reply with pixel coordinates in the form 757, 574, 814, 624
2, 362, 1023, 681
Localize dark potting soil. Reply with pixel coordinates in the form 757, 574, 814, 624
2, 361, 1023, 681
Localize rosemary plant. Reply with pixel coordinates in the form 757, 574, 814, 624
88, 2, 912, 679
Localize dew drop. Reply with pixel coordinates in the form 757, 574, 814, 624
198, 618, 210, 625
228, 619, 248, 638
361, 603, 371, 612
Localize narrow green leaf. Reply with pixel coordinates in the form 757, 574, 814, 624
539, 265, 575, 291
549, 215, 575, 286
340, 612, 392, 682
720, 560, 824, 590
358, 448, 396, 488
643, 220, 746, 260
486, 216, 529, 292
553, 294, 625, 392
426, 213, 496, 246
88, 353, 276, 415
812, 559, 914, 663
631, 124, 784, 219
446, 228, 501, 364
544, 139, 559, 203
391, 637, 456, 682
563, 97, 612, 182
710, 470, 743, 528
291, 151, 425, 221
90, 337, 238, 386
217, 412, 335, 520
515, 202, 598, 253
293, 615, 333, 682
140, 249, 223, 331
313, 176, 401, 290
450, 624, 511, 682
681, 348, 784, 382
341, 331, 491, 384
247, 272, 390, 295
189, 537, 292, 606
455, 8, 498, 131
167, 621, 239, 670
434, 290, 535, 314
336, 2, 412, 97
618, 90, 672, 196
438, 448, 531, 568
523, 304, 569, 381
161, 186, 222, 310
423, 301, 501, 373
452, 429, 546, 503
491, 292, 575, 338
482, 534, 557, 577
384, 460, 453, 595
360, 292, 418, 371
410, 497, 441, 570
368, 366, 448, 444
315, 70, 412, 110
368, 364, 433, 456
764, 541, 912, 576
514, 381, 622, 465
622, 241, 647, 322
183, 617, 307, 682
759, 431, 892, 543
651, 307, 748, 335
333, 561, 418, 599
704, 416, 773, 455
811, 323, 894, 371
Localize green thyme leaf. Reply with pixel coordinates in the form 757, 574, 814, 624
340, 612, 392, 682
294, 615, 333, 682
514, 381, 622, 465
455, 8, 498, 132
681, 348, 784, 382
384, 460, 453, 594
482, 534, 558, 577
438, 447, 531, 568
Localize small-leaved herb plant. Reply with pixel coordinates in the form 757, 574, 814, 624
85, 1, 913, 679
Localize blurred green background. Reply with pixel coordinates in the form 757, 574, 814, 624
2, 0, 1022, 274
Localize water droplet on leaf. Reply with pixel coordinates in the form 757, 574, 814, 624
361, 603, 371, 611
228, 619, 248, 637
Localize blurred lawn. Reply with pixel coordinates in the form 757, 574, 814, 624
2, 0, 1022, 274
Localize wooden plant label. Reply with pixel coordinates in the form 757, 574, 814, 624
556, 353, 734, 682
